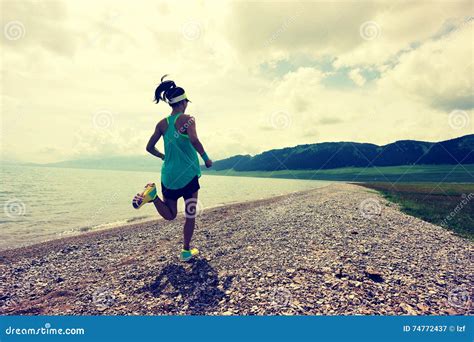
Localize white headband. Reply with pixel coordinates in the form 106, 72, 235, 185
168, 93, 189, 104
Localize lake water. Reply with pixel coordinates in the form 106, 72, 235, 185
0, 165, 332, 251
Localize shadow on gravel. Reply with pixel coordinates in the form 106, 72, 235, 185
144, 259, 233, 314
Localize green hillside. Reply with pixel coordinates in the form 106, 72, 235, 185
203, 164, 474, 183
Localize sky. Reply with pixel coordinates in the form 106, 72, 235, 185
1, 0, 473, 163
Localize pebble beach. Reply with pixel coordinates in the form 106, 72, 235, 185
0, 183, 472, 316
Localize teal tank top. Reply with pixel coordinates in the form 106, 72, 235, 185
161, 112, 201, 189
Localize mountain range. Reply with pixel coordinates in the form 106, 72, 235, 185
211, 134, 474, 171
32, 135, 473, 173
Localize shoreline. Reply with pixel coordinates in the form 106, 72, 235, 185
0, 188, 316, 261
201, 164, 474, 183
1, 183, 471, 316
0, 182, 329, 255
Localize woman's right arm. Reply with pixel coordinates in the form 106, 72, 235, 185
186, 116, 212, 168
146, 122, 165, 160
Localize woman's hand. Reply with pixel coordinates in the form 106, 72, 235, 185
205, 159, 213, 168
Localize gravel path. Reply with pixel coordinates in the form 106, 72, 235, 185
0, 183, 472, 315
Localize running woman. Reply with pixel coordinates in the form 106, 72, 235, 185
132, 75, 212, 262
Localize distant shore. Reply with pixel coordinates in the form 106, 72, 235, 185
0, 183, 471, 315
202, 164, 474, 183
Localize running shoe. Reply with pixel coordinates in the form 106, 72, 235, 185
180, 248, 199, 262
132, 183, 157, 209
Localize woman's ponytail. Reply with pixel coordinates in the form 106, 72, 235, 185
154, 74, 187, 107
154, 74, 176, 104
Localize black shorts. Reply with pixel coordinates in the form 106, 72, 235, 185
161, 175, 200, 201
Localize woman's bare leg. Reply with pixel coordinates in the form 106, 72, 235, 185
183, 191, 198, 250
152, 196, 177, 220
133, 184, 177, 220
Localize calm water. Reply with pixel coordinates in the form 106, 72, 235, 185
0, 165, 332, 250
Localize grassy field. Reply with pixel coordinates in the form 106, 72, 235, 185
203, 164, 474, 183
359, 182, 474, 240
203, 165, 474, 239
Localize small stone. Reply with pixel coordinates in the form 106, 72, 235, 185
444, 308, 459, 315
365, 267, 382, 276
400, 303, 417, 315
417, 303, 429, 312
365, 267, 384, 282
293, 276, 303, 284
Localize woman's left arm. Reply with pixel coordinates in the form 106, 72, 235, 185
146, 122, 165, 160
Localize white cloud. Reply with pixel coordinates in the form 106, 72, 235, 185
348, 68, 366, 86
0, 0, 472, 163
71, 127, 146, 159
333, 1, 471, 68
377, 21, 473, 111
